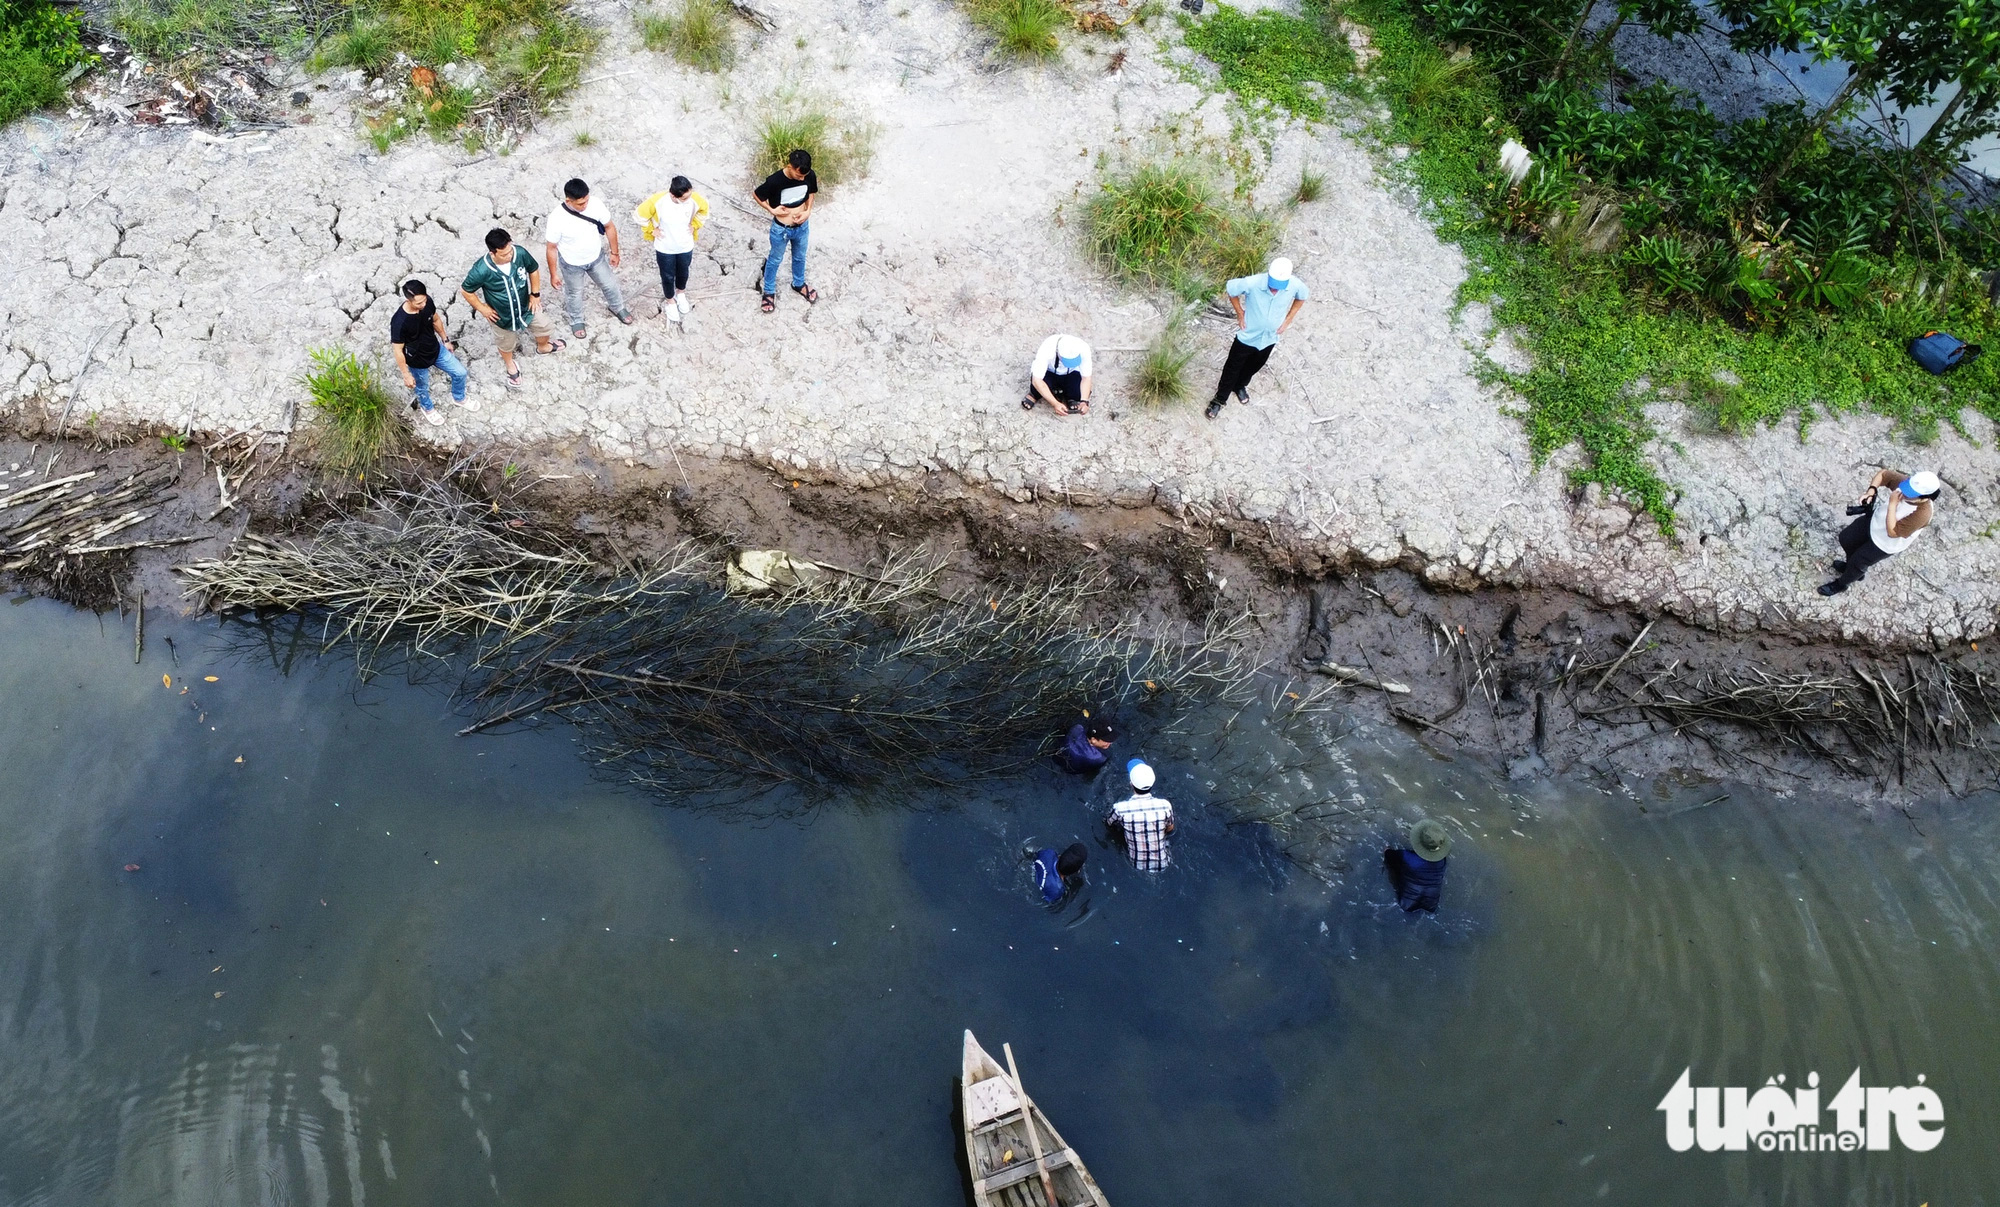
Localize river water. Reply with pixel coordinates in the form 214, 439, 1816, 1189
0, 594, 1995, 1206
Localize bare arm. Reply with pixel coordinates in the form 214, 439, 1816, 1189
527, 267, 542, 313
430, 308, 454, 350
544, 243, 562, 287
1278, 296, 1306, 335
1229, 294, 1246, 329
606, 221, 621, 267
460, 287, 498, 322
391, 341, 413, 386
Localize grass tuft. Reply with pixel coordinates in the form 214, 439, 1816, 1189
638, 0, 735, 72
1135, 318, 1197, 405
965, 0, 1066, 60
300, 348, 409, 478
1295, 166, 1324, 203
1085, 159, 1274, 294
755, 96, 878, 185
1179, 3, 1352, 120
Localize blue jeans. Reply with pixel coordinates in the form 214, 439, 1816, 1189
558, 252, 629, 330
410, 345, 468, 410
762, 220, 809, 295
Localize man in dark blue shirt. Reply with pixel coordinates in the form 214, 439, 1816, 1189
1384, 818, 1451, 912
1058, 717, 1116, 774
1031, 843, 1089, 904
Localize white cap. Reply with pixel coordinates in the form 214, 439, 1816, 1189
1267, 257, 1294, 284
1902, 471, 1942, 498
1126, 759, 1155, 791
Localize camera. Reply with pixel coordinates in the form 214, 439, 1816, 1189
1845, 503, 1871, 516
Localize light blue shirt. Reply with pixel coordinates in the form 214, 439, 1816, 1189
1225, 273, 1310, 349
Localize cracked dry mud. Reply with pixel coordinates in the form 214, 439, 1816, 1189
4, 0, 1997, 649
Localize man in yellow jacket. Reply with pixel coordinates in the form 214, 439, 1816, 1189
633, 176, 710, 323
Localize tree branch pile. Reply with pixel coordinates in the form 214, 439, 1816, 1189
180, 474, 1259, 808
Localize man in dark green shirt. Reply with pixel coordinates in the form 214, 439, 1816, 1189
459, 227, 562, 388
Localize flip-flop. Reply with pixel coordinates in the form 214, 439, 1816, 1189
1021, 395, 1037, 410
761, 294, 776, 314
538, 338, 568, 355
571, 327, 587, 339
792, 284, 819, 304
505, 370, 524, 389
616, 311, 637, 325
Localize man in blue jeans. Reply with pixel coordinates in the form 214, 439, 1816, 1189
754, 149, 819, 312
389, 280, 474, 427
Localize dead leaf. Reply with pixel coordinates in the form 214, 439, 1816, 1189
123, 863, 141, 872
204, 675, 218, 682
410, 65, 437, 94
163, 674, 171, 688
213, 991, 225, 998
234, 756, 244, 764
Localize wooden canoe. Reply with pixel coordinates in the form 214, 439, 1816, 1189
960, 1030, 1111, 1207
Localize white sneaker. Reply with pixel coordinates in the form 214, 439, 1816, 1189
422, 405, 445, 427
677, 294, 692, 315
665, 306, 683, 324
459, 390, 479, 412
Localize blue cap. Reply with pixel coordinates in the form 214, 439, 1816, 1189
1059, 353, 1083, 369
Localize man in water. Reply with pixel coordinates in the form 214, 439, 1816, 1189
1107, 759, 1174, 871
1031, 843, 1089, 903
1058, 716, 1116, 774
1384, 818, 1451, 913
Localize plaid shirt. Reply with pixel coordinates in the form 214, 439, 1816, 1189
1109, 794, 1175, 871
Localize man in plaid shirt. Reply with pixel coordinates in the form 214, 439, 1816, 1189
1107, 759, 1175, 871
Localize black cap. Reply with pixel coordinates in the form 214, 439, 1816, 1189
1056, 843, 1088, 877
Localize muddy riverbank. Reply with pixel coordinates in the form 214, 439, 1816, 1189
5, 418, 1990, 809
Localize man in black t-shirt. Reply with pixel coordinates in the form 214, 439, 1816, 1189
388, 280, 475, 427
754, 149, 820, 312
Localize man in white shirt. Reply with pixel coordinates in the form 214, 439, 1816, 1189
1024, 334, 1093, 415
1106, 759, 1174, 871
543, 177, 633, 339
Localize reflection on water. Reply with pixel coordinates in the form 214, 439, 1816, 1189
0, 596, 1996, 1205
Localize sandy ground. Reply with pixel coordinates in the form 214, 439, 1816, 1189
4, 0, 1998, 649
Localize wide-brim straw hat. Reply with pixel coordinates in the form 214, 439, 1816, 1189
1410, 818, 1452, 861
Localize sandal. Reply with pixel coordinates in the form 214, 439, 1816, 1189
505, 369, 523, 389
1021, 395, 1038, 410
571, 326, 587, 339
538, 338, 567, 355
616, 310, 636, 325
792, 284, 819, 305
761, 294, 776, 314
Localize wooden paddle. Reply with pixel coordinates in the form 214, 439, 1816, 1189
1003, 1043, 1059, 1207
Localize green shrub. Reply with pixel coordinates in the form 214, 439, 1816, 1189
1135, 318, 1197, 405
639, 0, 735, 71
313, 17, 393, 73
1295, 167, 1325, 204
1084, 160, 1276, 294
965, 0, 1065, 60
301, 348, 409, 478
112, 0, 281, 58
0, 0, 90, 123
755, 97, 877, 185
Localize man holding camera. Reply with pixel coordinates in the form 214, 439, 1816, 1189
1818, 468, 1941, 596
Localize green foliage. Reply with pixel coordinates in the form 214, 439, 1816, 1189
638, 0, 736, 72
1085, 160, 1274, 294
965, 0, 1066, 60
1295, 166, 1325, 203
301, 348, 409, 478
1182, 0, 1999, 527
0, 0, 90, 123
1135, 318, 1197, 405
1180, 4, 1353, 120
159, 432, 189, 452
755, 96, 877, 185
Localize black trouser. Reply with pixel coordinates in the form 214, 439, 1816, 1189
1825, 513, 1892, 591
1211, 337, 1274, 404
655, 249, 692, 301
1037, 368, 1083, 404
